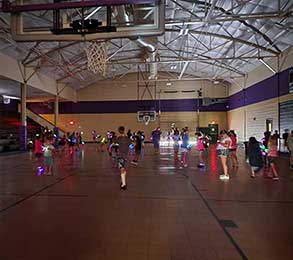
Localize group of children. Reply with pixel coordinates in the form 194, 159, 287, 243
33, 130, 84, 176
245, 130, 293, 180
33, 124, 292, 189
169, 126, 210, 168
66, 132, 83, 152
217, 129, 287, 181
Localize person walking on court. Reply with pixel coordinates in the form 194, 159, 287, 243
115, 126, 131, 190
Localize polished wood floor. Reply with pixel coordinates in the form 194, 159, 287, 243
0, 144, 292, 260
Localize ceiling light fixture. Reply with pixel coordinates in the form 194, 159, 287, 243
85, 7, 102, 20
179, 29, 189, 36
2, 95, 20, 100
258, 58, 276, 74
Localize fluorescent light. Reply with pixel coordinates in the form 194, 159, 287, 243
2, 95, 20, 100
85, 7, 102, 20
258, 58, 276, 74
166, 22, 197, 26
179, 29, 189, 36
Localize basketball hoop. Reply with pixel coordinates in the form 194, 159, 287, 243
137, 111, 156, 125
143, 115, 151, 125
86, 41, 107, 76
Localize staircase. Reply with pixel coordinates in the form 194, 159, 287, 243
26, 108, 65, 137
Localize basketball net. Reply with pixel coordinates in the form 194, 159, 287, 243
86, 41, 107, 76
143, 115, 151, 125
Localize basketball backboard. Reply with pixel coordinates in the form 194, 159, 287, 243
2, 0, 164, 41
137, 110, 156, 125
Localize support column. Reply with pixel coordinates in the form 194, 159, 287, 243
54, 95, 59, 146
19, 82, 27, 151
54, 95, 59, 126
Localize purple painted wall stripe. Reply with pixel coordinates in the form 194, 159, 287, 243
228, 68, 291, 110
27, 99, 228, 114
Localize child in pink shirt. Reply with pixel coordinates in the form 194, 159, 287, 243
228, 130, 238, 167
196, 132, 205, 168
34, 136, 43, 158
267, 135, 279, 180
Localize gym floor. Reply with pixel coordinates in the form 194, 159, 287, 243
0, 144, 292, 260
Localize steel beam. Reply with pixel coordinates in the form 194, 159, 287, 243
109, 55, 275, 64
24, 41, 80, 65
2, 0, 159, 13
166, 29, 279, 55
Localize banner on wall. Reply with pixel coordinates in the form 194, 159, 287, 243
290, 69, 293, 93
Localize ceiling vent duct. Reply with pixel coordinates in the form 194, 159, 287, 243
134, 37, 158, 80
116, 5, 160, 80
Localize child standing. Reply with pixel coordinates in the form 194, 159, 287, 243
172, 128, 180, 162
267, 135, 279, 180
99, 134, 106, 152
195, 132, 205, 167
132, 131, 142, 165
180, 127, 189, 167
262, 131, 271, 167
116, 126, 131, 190
34, 134, 43, 158
43, 137, 55, 176
34, 134, 43, 172
228, 130, 238, 167
217, 130, 232, 180
247, 137, 263, 178
152, 127, 161, 154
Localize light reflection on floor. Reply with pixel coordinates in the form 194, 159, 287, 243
159, 166, 176, 170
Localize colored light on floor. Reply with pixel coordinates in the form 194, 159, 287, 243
37, 166, 45, 175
